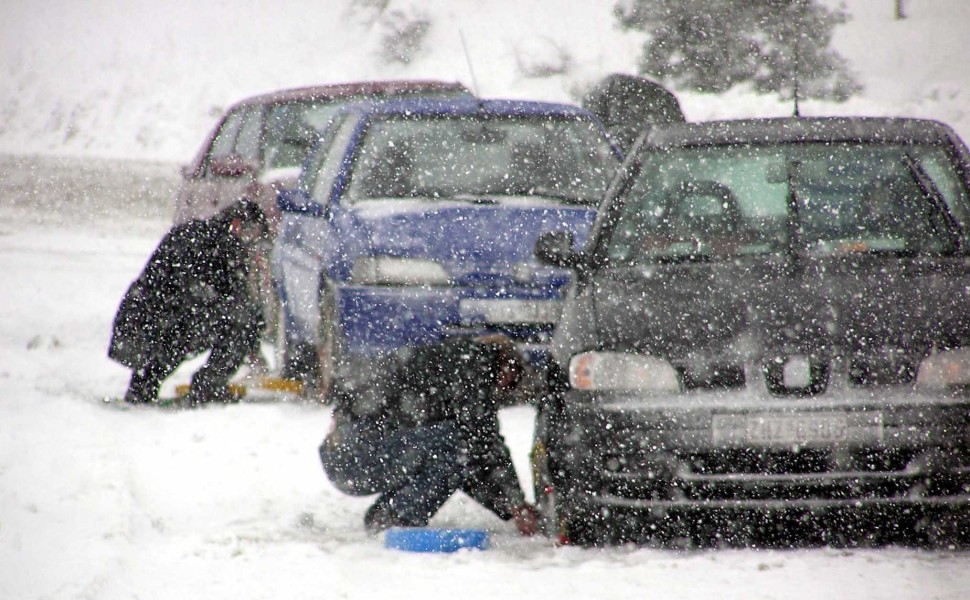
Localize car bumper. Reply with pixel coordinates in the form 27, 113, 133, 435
335, 284, 560, 362
556, 387, 970, 512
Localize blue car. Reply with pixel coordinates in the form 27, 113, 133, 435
271, 97, 620, 397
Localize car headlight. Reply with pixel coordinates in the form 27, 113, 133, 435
917, 348, 970, 389
349, 256, 451, 286
568, 351, 680, 392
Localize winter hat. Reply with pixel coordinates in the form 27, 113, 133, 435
219, 199, 269, 234
474, 333, 525, 390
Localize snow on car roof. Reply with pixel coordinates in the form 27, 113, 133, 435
333, 96, 597, 120
644, 116, 961, 149
229, 80, 472, 108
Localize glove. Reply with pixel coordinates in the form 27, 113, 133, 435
512, 504, 540, 537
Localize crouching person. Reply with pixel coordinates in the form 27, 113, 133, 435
108, 199, 268, 405
319, 334, 540, 535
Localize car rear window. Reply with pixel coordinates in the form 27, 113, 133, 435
606, 142, 970, 264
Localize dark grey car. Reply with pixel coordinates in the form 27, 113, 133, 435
533, 117, 970, 547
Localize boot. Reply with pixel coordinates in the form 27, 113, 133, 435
185, 372, 235, 405
124, 369, 160, 404
363, 498, 416, 533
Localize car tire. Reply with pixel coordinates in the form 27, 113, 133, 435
277, 311, 321, 389
532, 399, 568, 539
532, 402, 606, 545
558, 499, 607, 547
274, 306, 288, 376
535, 443, 616, 546
537, 441, 667, 546
532, 440, 562, 539
916, 507, 970, 549
316, 282, 342, 401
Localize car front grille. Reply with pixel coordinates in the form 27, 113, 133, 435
599, 447, 970, 506
681, 447, 916, 476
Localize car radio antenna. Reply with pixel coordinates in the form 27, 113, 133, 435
459, 29, 482, 98
792, 33, 801, 117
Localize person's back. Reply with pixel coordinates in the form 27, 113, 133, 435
146, 219, 247, 308
339, 337, 503, 419
321, 335, 537, 533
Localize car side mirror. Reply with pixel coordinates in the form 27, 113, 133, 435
535, 230, 580, 269
209, 154, 258, 178
278, 187, 328, 218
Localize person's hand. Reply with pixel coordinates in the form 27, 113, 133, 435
512, 504, 540, 536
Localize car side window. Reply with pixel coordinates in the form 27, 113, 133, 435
234, 106, 263, 165
265, 102, 344, 171
206, 108, 246, 170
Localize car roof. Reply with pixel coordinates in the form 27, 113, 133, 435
335, 96, 598, 120
230, 80, 471, 108
643, 116, 961, 149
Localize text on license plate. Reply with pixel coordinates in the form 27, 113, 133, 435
459, 299, 561, 324
712, 412, 883, 445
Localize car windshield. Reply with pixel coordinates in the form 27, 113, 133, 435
606, 142, 970, 264
343, 114, 618, 204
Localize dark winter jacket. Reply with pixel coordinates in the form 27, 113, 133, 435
329, 336, 527, 520
582, 73, 685, 153
108, 216, 260, 369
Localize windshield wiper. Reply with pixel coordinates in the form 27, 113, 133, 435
530, 187, 584, 203
518, 185, 591, 205
450, 193, 497, 205
653, 252, 715, 264
403, 187, 498, 204
457, 187, 591, 205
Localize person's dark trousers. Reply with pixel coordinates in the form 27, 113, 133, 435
321, 422, 464, 526
188, 306, 262, 398
458, 461, 516, 522
124, 304, 261, 403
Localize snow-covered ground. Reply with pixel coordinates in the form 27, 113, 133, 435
3, 0, 970, 598
2, 153, 969, 600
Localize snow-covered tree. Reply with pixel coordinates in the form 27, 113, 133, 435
615, 0, 861, 101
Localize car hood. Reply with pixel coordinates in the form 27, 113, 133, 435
351, 197, 596, 287
591, 256, 970, 364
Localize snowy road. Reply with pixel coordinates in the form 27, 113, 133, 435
1, 155, 968, 599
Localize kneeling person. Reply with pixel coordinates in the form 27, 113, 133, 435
320, 335, 539, 535
108, 199, 268, 404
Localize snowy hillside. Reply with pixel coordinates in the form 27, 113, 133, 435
1, 0, 968, 162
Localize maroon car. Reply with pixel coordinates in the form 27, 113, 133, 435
174, 80, 472, 227
173, 81, 472, 366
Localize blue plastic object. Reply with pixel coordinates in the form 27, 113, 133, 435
384, 527, 490, 553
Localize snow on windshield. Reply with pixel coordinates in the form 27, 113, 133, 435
343, 115, 617, 203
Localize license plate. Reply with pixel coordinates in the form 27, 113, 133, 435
712, 412, 883, 445
459, 299, 561, 324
